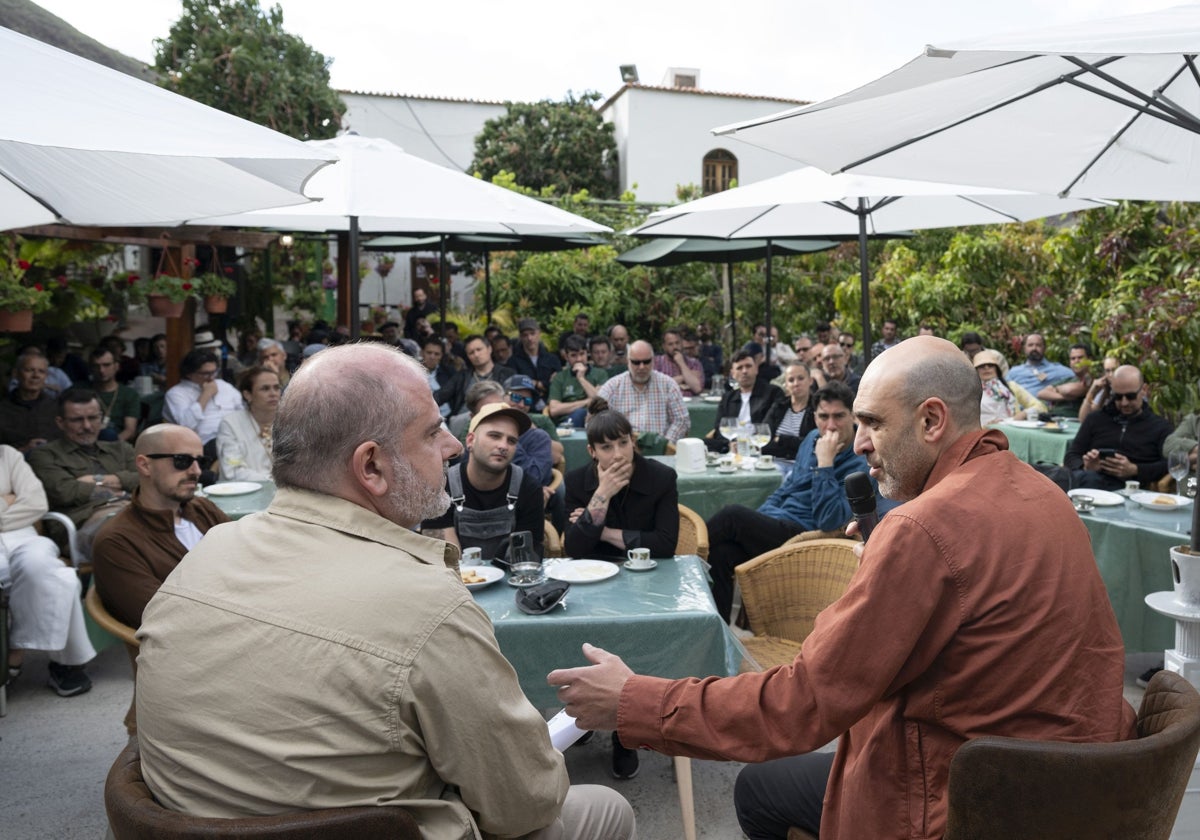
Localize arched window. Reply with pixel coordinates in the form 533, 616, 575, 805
702, 149, 738, 194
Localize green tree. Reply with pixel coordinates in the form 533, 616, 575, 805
154, 0, 343, 140
471, 93, 619, 199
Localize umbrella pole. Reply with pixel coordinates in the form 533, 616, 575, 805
726, 261, 736, 352
349, 216, 361, 340
764, 240, 773, 369
439, 235, 449, 333
484, 251, 493, 325
857, 198, 873, 366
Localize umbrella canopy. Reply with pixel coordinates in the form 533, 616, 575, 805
616, 236, 839, 267
1, 26, 333, 231
630, 166, 1107, 360
363, 233, 607, 252
198, 134, 612, 236
713, 5, 1200, 200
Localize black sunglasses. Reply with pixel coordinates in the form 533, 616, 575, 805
1111, 391, 1142, 402
628, 358, 654, 366
146, 453, 215, 471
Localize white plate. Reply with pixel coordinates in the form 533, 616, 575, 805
623, 559, 658, 572
460, 566, 504, 590
203, 481, 262, 496
716, 466, 737, 474
754, 461, 778, 471
1131, 492, 1193, 511
1067, 488, 1124, 507
546, 560, 620, 583
1004, 419, 1043, 429
702, 395, 722, 403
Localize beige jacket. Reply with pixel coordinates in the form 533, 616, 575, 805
136, 487, 568, 839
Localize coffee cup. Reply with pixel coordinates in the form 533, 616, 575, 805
758, 454, 774, 466
460, 546, 483, 566
626, 548, 653, 569
1072, 495, 1095, 513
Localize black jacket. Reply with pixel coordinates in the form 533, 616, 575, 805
563, 453, 679, 560
706, 380, 785, 453
761, 392, 818, 460
1064, 401, 1172, 488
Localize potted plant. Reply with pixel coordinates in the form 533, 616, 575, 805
0, 235, 53, 332
139, 274, 196, 318
376, 254, 396, 277
195, 267, 237, 313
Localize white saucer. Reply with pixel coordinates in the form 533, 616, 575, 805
203, 481, 262, 496
1146, 590, 1200, 620
716, 466, 736, 474
754, 462, 777, 471
623, 559, 658, 572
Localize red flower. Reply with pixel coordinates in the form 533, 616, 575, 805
17, 259, 30, 270
127, 274, 139, 284
56, 275, 69, 288
224, 266, 233, 274
181, 283, 193, 291
33, 283, 44, 291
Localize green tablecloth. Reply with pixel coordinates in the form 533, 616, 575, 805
471, 555, 740, 709
996, 419, 1078, 465
203, 480, 277, 519
644, 455, 782, 520
557, 400, 725, 472
1081, 499, 1192, 652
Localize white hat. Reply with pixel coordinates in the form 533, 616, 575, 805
193, 330, 222, 350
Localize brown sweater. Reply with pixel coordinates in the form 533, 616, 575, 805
92, 487, 229, 627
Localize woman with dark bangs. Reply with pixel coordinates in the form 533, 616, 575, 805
563, 404, 678, 561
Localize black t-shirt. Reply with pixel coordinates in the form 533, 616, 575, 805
422, 461, 545, 555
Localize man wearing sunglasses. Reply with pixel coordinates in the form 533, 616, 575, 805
92, 425, 228, 632
596, 340, 690, 444
1063, 364, 1172, 491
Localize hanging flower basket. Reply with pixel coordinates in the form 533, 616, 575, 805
0, 308, 34, 332
147, 294, 186, 318
204, 294, 229, 314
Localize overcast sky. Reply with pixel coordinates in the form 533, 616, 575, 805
36, 0, 1163, 103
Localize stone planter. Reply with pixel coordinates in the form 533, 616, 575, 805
204, 295, 228, 314
0, 308, 33, 332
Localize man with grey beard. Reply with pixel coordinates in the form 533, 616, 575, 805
135, 343, 633, 840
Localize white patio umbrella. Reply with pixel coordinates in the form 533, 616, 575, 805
713, 4, 1200, 201
199, 133, 611, 332
0, 26, 334, 231
630, 166, 1107, 360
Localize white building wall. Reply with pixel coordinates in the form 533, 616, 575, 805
612, 87, 808, 204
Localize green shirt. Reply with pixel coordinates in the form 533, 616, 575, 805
95, 384, 142, 437
548, 366, 608, 405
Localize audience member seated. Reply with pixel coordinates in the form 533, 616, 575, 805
93, 425, 229, 629
216, 366, 280, 482
607, 324, 630, 371
461, 333, 515, 391
563, 406, 679, 780
139, 333, 168, 391
1, 443, 96, 697
28, 388, 138, 565
422, 402, 545, 559
163, 349, 243, 463
88, 346, 140, 443
820, 342, 861, 395
1079, 355, 1122, 421
556, 313, 592, 361
1064, 364, 1171, 491
762, 361, 818, 460
974, 350, 1021, 424
697, 323, 723, 386
233, 329, 262, 374
503, 374, 560, 440
0, 349, 61, 452
1165, 403, 1200, 474
419, 336, 462, 420
1054, 343, 1095, 417
465, 380, 563, 532
653, 327, 705, 397
869, 318, 902, 357
597, 341, 689, 444
547, 335, 608, 427
490, 332, 514, 366
1007, 333, 1083, 413
705, 382, 875, 623
708, 350, 783, 453
510, 317, 562, 406
587, 335, 616, 376
136, 343, 634, 839
256, 338, 291, 389
402, 287, 436, 340
755, 324, 796, 367
42, 336, 81, 393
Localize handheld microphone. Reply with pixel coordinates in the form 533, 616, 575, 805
844, 471, 878, 543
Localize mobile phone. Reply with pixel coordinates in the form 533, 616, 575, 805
1097, 448, 1119, 459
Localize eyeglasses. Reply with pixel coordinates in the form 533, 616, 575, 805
146, 453, 215, 471
1112, 391, 1142, 402
839, 340, 854, 347
508, 393, 535, 407
628, 358, 653, 366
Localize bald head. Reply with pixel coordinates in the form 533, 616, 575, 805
863, 336, 983, 432
272, 343, 427, 493
135, 423, 203, 458
134, 424, 205, 509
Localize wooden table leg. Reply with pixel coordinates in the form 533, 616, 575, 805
674, 755, 696, 840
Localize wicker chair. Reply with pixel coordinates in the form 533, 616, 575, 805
944, 670, 1200, 839
85, 584, 140, 734
735, 538, 859, 672
543, 520, 563, 557
675, 504, 709, 560
784, 528, 853, 544
105, 739, 422, 840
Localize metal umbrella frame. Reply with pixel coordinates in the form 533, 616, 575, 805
713, 5, 1200, 201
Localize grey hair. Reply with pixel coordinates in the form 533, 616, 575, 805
898, 352, 983, 430
465, 380, 505, 415
271, 343, 423, 493
257, 338, 284, 352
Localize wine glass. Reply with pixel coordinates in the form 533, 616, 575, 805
1168, 451, 1190, 493
751, 423, 772, 456
719, 416, 739, 444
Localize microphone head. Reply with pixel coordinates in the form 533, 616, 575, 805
844, 471, 876, 514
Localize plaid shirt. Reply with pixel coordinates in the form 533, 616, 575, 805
652, 353, 705, 397
597, 371, 690, 443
